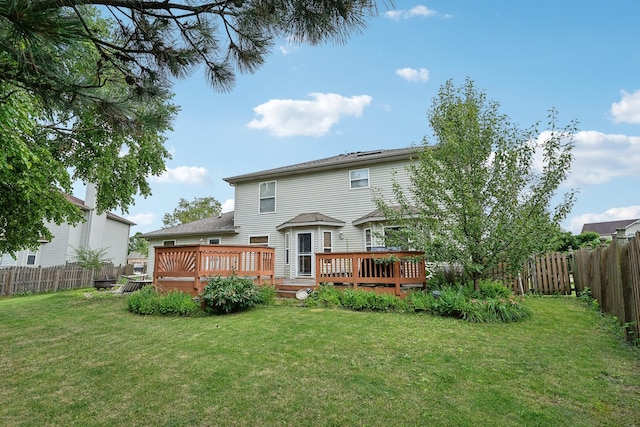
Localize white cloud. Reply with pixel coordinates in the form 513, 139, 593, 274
385, 5, 439, 20
531, 130, 640, 186
567, 206, 640, 234
611, 90, 640, 124
150, 166, 210, 184
396, 67, 430, 82
568, 131, 640, 186
126, 212, 156, 226
221, 198, 234, 213
247, 93, 372, 137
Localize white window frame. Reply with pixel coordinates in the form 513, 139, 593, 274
349, 168, 370, 189
284, 232, 290, 265
322, 230, 333, 253
259, 180, 276, 213
364, 228, 372, 251
208, 237, 221, 245
26, 250, 37, 266
163, 240, 176, 246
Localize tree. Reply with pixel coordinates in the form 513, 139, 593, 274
377, 78, 576, 290
129, 232, 150, 255
1, 1, 386, 255
549, 230, 601, 253
72, 246, 112, 270
163, 197, 222, 227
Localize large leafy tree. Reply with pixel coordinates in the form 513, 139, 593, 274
1, 0, 386, 254
377, 78, 576, 290
163, 197, 222, 227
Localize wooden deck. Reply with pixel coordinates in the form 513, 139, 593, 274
315, 251, 427, 297
153, 245, 275, 296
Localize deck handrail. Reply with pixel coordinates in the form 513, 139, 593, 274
154, 245, 275, 295
315, 250, 426, 296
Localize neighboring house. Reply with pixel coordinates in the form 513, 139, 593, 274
127, 252, 148, 274
0, 184, 134, 267
143, 148, 417, 280
581, 218, 640, 240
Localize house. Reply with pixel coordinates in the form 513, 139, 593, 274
581, 218, 640, 240
143, 148, 418, 280
126, 252, 148, 274
0, 184, 135, 267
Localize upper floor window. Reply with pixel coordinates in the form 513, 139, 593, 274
208, 238, 221, 245
259, 181, 276, 213
350, 168, 369, 189
26, 250, 37, 265
163, 240, 176, 247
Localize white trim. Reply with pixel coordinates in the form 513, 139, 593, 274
349, 168, 370, 189
259, 180, 276, 214
295, 230, 314, 277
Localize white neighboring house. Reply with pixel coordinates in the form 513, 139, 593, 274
142, 148, 417, 280
0, 184, 135, 267
581, 218, 640, 240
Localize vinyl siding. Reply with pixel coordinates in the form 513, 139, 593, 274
232, 159, 413, 278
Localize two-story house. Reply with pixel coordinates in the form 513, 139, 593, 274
0, 184, 134, 267
142, 147, 417, 280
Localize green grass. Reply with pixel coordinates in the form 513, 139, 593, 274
1, 290, 639, 426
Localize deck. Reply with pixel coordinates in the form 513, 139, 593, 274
153, 245, 275, 296
315, 251, 427, 297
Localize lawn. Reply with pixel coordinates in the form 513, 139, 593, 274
1, 290, 639, 426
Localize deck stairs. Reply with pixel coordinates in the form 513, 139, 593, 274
274, 278, 316, 299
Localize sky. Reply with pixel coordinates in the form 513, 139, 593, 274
79, 1, 640, 236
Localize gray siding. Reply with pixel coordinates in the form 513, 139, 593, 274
232, 159, 413, 278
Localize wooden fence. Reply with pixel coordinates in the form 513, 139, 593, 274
491, 252, 572, 296
572, 231, 640, 341
0, 264, 127, 297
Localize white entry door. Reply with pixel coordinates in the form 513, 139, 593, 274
296, 231, 313, 277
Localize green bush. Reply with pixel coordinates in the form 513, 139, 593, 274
201, 275, 262, 314
306, 284, 342, 308
406, 290, 436, 312
158, 290, 201, 316
127, 285, 161, 315
257, 285, 277, 306
471, 279, 513, 299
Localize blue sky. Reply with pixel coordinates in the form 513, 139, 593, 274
81, 1, 640, 235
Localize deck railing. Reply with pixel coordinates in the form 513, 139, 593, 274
153, 245, 275, 295
315, 251, 426, 297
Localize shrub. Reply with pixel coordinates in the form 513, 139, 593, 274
464, 296, 532, 323
257, 285, 277, 306
158, 290, 201, 316
127, 285, 161, 315
472, 279, 513, 299
201, 275, 262, 314
306, 284, 342, 308
406, 291, 436, 312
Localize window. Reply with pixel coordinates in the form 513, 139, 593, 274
259, 181, 276, 213
284, 232, 290, 265
384, 226, 410, 249
364, 228, 372, 251
350, 168, 369, 189
323, 231, 332, 253
26, 251, 37, 265
208, 238, 221, 245
249, 235, 269, 246
163, 240, 176, 246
